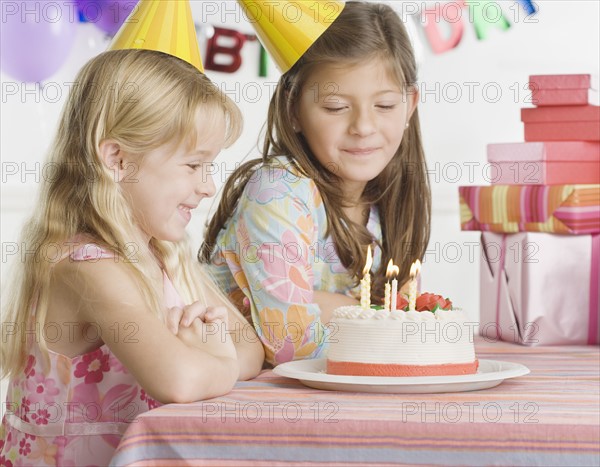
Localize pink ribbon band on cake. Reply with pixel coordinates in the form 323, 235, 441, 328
460, 185, 600, 235
481, 232, 600, 346
326, 360, 480, 377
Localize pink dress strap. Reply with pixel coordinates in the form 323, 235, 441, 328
69, 242, 186, 309
69, 243, 115, 262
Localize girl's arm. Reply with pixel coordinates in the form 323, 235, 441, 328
227, 305, 265, 380
312, 290, 359, 323
199, 282, 265, 380
229, 170, 331, 365
52, 258, 239, 404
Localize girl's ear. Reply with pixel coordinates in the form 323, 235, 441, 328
290, 108, 302, 133
98, 139, 126, 182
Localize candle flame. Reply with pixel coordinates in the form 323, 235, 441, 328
386, 259, 400, 279
362, 245, 373, 276
409, 259, 421, 278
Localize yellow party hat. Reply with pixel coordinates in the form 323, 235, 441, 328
109, 0, 203, 73
238, 0, 345, 72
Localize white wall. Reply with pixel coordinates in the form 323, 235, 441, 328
1, 0, 599, 397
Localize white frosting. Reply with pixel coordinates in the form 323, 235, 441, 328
327, 306, 477, 365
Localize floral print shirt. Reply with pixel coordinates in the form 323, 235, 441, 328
208, 157, 382, 365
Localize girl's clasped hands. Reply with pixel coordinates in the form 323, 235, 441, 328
167, 303, 236, 362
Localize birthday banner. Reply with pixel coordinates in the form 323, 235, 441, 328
200, 0, 539, 76
418, 0, 537, 54
0, 0, 539, 83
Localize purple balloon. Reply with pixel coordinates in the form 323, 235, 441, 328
77, 0, 138, 36
0, 1, 77, 83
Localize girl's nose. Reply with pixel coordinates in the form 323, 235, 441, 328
349, 108, 377, 137
197, 166, 217, 198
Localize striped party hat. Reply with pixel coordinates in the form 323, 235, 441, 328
109, 0, 204, 73
237, 0, 345, 72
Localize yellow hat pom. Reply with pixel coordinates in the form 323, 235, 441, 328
109, 0, 204, 73
238, 0, 345, 72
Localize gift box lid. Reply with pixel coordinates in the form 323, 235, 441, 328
487, 142, 600, 162
458, 184, 600, 235
521, 105, 600, 123
528, 74, 597, 90
530, 88, 600, 107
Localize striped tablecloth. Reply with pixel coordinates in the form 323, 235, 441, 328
110, 339, 600, 466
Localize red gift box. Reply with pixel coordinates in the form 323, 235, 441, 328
487, 142, 600, 185
521, 105, 600, 123
524, 121, 600, 142
528, 74, 598, 106
522, 101, 600, 142
529, 74, 592, 90
531, 88, 598, 106
479, 232, 599, 345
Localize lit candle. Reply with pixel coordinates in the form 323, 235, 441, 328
408, 259, 421, 311
384, 259, 393, 311
390, 263, 400, 311
360, 245, 373, 309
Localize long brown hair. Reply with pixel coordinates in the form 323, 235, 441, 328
1, 49, 242, 378
201, 1, 431, 303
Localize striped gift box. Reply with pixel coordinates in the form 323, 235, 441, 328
459, 184, 600, 234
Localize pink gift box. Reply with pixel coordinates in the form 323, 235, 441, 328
487, 142, 600, 185
479, 232, 599, 346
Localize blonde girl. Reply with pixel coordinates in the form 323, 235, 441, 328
1, 49, 264, 466
201, 1, 431, 365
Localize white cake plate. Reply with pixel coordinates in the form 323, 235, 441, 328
273, 359, 530, 394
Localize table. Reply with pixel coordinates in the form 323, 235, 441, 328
110, 338, 600, 466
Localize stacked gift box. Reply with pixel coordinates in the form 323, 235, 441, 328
459, 74, 600, 346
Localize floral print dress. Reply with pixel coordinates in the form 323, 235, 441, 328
208, 156, 383, 365
0, 244, 183, 466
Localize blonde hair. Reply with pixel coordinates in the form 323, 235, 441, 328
1, 49, 242, 378
202, 1, 431, 303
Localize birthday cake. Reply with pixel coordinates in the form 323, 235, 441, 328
326, 293, 479, 377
